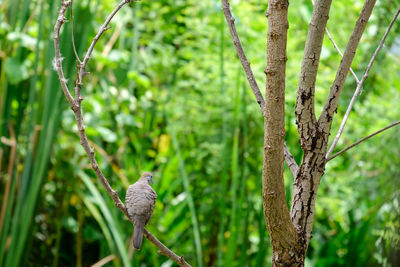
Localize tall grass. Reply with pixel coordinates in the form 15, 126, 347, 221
0, 0, 398, 266
0, 1, 96, 265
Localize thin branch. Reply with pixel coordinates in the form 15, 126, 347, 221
74, 0, 129, 102
326, 6, 400, 159
221, 0, 299, 174
295, 0, 333, 150
310, 0, 360, 83
53, 1, 191, 266
284, 143, 299, 176
70, 0, 82, 64
327, 120, 400, 161
324, 28, 360, 83
54, 0, 76, 110
221, 0, 265, 111
318, 0, 376, 134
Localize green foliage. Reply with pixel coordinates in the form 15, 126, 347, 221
0, 0, 399, 266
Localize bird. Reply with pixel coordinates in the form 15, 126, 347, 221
125, 172, 157, 250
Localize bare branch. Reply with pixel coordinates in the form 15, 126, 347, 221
53, 0, 76, 110
54, 1, 191, 266
324, 28, 360, 83
75, 0, 129, 102
295, 0, 332, 150
310, 0, 360, 83
284, 143, 299, 176
327, 120, 400, 162
70, 0, 82, 64
326, 6, 400, 159
221, 0, 265, 112
221, 0, 298, 173
318, 0, 376, 135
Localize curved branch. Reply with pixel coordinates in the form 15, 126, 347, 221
221, 0, 265, 112
222, 0, 299, 175
53, 1, 191, 266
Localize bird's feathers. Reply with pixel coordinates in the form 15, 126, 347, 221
126, 175, 157, 250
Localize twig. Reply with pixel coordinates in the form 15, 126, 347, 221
74, 0, 129, 102
53, 1, 191, 266
221, 0, 265, 112
70, 0, 82, 64
54, 0, 76, 110
310, 0, 359, 83
221, 0, 299, 174
326, 6, 400, 159
89, 140, 130, 187
325, 28, 360, 83
284, 143, 299, 176
327, 120, 400, 161
318, 0, 376, 133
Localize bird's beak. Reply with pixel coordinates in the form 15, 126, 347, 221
150, 176, 154, 184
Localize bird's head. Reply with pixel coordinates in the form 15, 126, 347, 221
140, 172, 154, 184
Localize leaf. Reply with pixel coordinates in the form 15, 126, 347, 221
5, 57, 29, 84
97, 126, 117, 143
7, 32, 36, 48
116, 113, 136, 126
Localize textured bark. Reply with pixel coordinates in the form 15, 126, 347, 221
290, 150, 326, 249
263, 1, 303, 265
319, 0, 376, 136
221, 0, 299, 177
295, 0, 332, 151
290, 0, 333, 254
291, 0, 376, 253
221, 0, 382, 265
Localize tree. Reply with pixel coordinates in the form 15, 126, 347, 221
52, 0, 400, 266
222, 0, 400, 265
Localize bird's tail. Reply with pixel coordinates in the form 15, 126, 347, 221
133, 221, 144, 250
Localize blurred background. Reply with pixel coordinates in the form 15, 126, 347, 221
1, 0, 400, 266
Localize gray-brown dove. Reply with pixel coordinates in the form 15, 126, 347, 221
126, 172, 157, 250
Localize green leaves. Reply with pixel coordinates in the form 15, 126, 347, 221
4, 57, 29, 84
1, 0, 399, 266
97, 126, 118, 143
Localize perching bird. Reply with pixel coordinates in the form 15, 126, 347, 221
126, 172, 157, 250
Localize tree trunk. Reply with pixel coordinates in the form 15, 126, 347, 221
263, 0, 305, 265
223, 0, 377, 265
